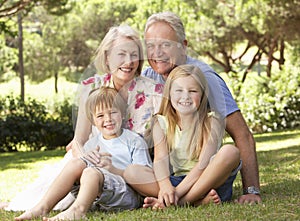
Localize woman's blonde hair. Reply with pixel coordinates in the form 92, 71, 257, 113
85, 87, 126, 125
94, 24, 144, 76
158, 64, 211, 159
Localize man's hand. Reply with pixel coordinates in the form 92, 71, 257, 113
235, 194, 262, 204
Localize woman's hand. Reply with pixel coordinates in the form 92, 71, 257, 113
66, 139, 84, 158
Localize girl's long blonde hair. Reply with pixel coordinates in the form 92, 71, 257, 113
158, 64, 211, 160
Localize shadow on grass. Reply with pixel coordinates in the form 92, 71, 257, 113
0, 149, 66, 170
254, 129, 300, 143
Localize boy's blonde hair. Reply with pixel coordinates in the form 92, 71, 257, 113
158, 64, 211, 159
94, 24, 144, 76
85, 87, 126, 125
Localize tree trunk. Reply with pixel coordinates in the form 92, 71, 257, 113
18, 13, 25, 101
55, 71, 58, 93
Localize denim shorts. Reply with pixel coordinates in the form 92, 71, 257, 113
170, 160, 242, 202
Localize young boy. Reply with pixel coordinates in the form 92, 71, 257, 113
15, 87, 152, 221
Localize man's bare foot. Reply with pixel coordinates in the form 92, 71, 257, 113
195, 189, 221, 206
143, 197, 165, 210
42, 206, 86, 221
14, 205, 49, 221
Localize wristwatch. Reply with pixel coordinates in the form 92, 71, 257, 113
243, 186, 260, 195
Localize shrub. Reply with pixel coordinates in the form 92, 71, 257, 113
0, 95, 73, 152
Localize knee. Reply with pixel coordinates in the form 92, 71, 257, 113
81, 167, 102, 182
219, 144, 240, 164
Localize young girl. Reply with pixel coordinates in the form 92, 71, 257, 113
124, 64, 241, 208
15, 87, 152, 220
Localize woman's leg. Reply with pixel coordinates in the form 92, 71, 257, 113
124, 164, 159, 197
15, 158, 86, 221
179, 144, 240, 206
44, 167, 102, 221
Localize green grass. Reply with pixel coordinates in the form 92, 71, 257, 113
0, 129, 299, 220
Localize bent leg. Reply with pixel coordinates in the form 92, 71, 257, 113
124, 164, 159, 197
44, 167, 102, 221
179, 144, 240, 206
15, 158, 86, 221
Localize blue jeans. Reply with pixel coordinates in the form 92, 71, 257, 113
170, 160, 242, 202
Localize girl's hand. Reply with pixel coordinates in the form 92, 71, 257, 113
158, 183, 178, 207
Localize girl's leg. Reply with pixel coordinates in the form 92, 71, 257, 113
15, 158, 86, 221
124, 164, 159, 197
44, 167, 102, 221
179, 144, 240, 206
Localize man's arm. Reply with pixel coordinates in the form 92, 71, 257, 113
225, 111, 262, 204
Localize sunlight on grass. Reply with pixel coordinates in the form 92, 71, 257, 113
1, 76, 79, 104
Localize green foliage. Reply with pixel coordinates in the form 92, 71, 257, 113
231, 63, 300, 132
0, 95, 73, 152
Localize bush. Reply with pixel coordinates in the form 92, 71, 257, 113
0, 95, 73, 152
231, 63, 300, 133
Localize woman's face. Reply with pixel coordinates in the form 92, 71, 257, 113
107, 37, 140, 88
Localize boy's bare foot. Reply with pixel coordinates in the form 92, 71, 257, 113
143, 197, 165, 210
195, 189, 221, 206
14, 205, 48, 221
0, 202, 8, 209
42, 206, 86, 221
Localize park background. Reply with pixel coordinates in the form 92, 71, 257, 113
0, 0, 299, 220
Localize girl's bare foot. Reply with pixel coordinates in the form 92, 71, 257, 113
43, 206, 86, 221
143, 197, 165, 210
196, 189, 221, 206
14, 205, 49, 221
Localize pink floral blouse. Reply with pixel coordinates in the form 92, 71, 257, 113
82, 73, 163, 138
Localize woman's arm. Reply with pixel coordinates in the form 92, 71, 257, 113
68, 84, 93, 157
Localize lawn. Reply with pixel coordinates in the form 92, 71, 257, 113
0, 129, 299, 220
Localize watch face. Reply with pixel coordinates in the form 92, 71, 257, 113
245, 186, 260, 195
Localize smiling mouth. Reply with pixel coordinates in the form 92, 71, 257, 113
120, 67, 133, 73
179, 102, 192, 106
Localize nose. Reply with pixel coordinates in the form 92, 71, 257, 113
182, 90, 190, 99
104, 113, 112, 121
124, 53, 133, 64
153, 44, 164, 57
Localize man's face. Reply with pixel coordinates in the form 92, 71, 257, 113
145, 22, 186, 78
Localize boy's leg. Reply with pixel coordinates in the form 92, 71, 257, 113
44, 167, 102, 221
179, 144, 240, 206
124, 164, 159, 197
15, 158, 86, 221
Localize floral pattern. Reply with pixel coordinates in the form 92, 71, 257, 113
81, 73, 162, 137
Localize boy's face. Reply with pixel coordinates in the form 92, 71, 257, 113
93, 107, 123, 139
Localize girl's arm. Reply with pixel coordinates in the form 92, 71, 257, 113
175, 117, 223, 199
152, 119, 178, 206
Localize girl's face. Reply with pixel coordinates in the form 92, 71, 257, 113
93, 106, 123, 139
170, 75, 202, 116
107, 37, 140, 89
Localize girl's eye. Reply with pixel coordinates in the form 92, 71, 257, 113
96, 114, 104, 118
